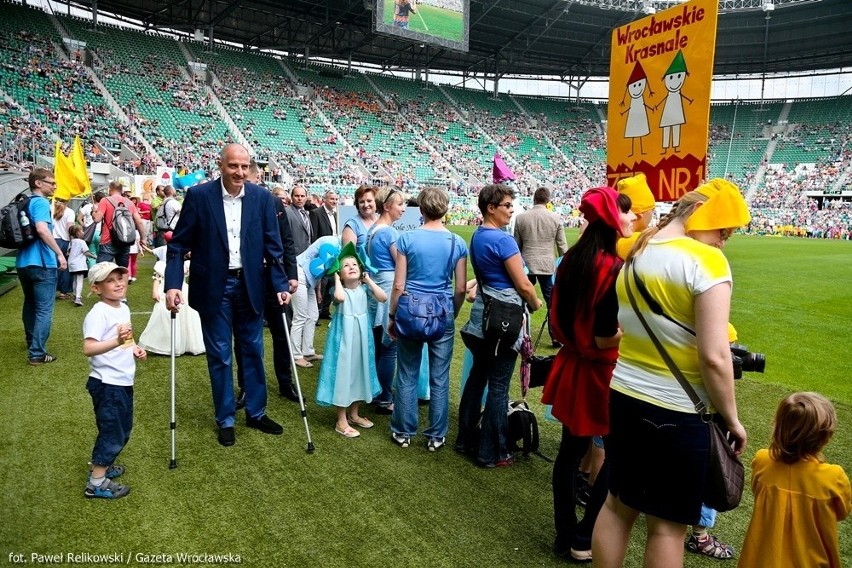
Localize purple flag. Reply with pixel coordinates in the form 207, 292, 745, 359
492, 152, 516, 184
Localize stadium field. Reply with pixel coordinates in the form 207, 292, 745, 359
0, 231, 849, 567
382, 2, 465, 43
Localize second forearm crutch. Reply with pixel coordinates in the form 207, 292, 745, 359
169, 310, 177, 469
281, 305, 315, 454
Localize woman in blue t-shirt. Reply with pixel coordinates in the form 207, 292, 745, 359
387, 187, 468, 451
456, 184, 543, 468
366, 186, 407, 414
341, 184, 378, 249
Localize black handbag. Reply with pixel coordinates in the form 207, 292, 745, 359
528, 319, 554, 389
624, 261, 744, 513
394, 234, 456, 342
470, 230, 525, 353
481, 293, 524, 344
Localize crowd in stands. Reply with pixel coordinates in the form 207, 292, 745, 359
0, 22, 850, 237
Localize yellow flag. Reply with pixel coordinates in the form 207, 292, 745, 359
54, 141, 78, 201
71, 136, 91, 196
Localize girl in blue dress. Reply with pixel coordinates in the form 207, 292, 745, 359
316, 244, 388, 438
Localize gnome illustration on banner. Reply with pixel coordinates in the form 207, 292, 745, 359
619, 60, 654, 157
656, 50, 694, 154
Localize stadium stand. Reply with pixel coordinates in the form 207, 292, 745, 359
0, 1, 849, 238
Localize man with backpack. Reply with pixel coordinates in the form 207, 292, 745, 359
92, 181, 147, 267
154, 185, 181, 246
16, 168, 67, 365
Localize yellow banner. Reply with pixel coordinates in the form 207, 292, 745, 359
606, 0, 718, 201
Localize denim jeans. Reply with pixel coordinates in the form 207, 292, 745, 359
97, 242, 130, 268
200, 274, 268, 427
55, 238, 72, 294
391, 320, 455, 440
19, 265, 58, 360
456, 335, 518, 465
373, 326, 397, 407
87, 377, 133, 466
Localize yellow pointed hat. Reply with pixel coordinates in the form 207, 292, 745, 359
684, 179, 751, 232
616, 173, 655, 214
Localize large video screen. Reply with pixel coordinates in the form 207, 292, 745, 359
374, 0, 470, 54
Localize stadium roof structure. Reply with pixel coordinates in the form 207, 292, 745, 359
70, 0, 852, 79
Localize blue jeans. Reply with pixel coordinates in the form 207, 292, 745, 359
456, 335, 518, 465
391, 320, 455, 440
373, 326, 397, 407
87, 377, 133, 466
199, 274, 268, 427
19, 265, 57, 360
97, 242, 130, 268
55, 238, 72, 294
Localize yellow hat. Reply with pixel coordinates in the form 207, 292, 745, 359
684, 178, 751, 232
616, 174, 655, 214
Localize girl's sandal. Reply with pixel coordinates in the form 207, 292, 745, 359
685, 534, 735, 559
348, 416, 374, 429
335, 425, 360, 438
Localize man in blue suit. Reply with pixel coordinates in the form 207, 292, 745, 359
165, 144, 292, 447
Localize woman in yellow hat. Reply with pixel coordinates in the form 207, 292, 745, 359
593, 179, 750, 568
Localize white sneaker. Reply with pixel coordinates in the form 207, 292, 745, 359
391, 433, 410, 448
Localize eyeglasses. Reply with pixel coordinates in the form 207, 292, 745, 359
38, 179, 57, 186
494, 202, 514, 209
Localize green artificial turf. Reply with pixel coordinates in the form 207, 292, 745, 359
0, 231, 849, 567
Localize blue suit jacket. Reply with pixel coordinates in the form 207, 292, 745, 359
164, 179, 287, 316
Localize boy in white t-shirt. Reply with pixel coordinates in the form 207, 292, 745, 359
83, 262, 147, 499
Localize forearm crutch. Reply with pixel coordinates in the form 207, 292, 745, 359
281, 305, 315, 454
169, 310, 177, 469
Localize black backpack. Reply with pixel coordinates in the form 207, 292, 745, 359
0, 194, 36, 249
106, 197, 137, 245
507, 400, 540, 456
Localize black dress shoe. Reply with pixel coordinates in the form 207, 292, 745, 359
246, 414, 284, 435
279, 384, 304, 404
552, 340, 563, 348
218, 426, 235, 447
235, 388, 246, 410
373, 404, 393, 415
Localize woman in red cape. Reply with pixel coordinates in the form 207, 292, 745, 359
541, 186, 635, 561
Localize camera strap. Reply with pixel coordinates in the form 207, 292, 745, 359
625, 260, 709, 419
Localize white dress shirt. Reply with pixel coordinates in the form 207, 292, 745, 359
221, 180, 244, 269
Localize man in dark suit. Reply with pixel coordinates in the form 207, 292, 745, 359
284, 185, 313, 256
310, 190, 339, 319
165, 144, 292, 447
236, 164, 301, 404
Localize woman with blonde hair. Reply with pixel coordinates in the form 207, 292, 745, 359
366, 186, 407, 414
593, 179, 751, 568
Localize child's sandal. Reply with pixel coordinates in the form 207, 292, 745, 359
685, 534, 735, 559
